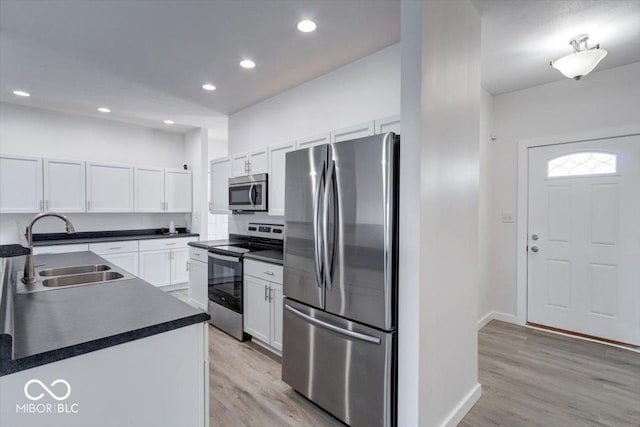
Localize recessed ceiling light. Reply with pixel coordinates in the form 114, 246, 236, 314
97, 107, 111, 113
202, 83, 216, 91
13, 90, 30, 97
240, 59, 256, 69
297, 20, 317, 33
163, 120, 175, 125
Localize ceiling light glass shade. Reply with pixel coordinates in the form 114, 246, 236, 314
551, 48, 607, 80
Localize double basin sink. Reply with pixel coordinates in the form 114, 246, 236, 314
16, 263, 133, 294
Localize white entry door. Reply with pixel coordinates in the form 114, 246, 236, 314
527, 135, 640, 345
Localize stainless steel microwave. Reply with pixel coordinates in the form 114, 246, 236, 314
228, 174, 268, 212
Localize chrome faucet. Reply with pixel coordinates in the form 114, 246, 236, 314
22, 213, 76, 284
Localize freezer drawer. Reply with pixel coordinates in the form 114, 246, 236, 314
282, 298, 396, 427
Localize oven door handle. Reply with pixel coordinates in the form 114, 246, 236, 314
208, 253, 241, 263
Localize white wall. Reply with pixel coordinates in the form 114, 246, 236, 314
478, 88, 494, 322
489, 61, 640, 319
421, 1, 481, 425
228, 43, 400, 154
0, 103, 189, 244
184, 128, 208, 238
225, 43, 401, 234
207, 128, 229, 240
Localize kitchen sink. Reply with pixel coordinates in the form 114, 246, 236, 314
42, 271, 124, 287
39, 264, 111, 277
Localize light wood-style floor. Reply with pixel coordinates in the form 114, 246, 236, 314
461, 321, 640, 427
206, 319, 639, 427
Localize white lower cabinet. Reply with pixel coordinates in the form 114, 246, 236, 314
32, 244, 89, 255
139, 237, 197, 288
243, 260, 283, 353
101, 252, 139, 276
188, 247, 208, 310
139, 249, 172, 287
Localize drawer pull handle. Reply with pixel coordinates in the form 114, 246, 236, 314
166, 243, 176, 246
109, 247, 122, 250
263, 271, 274, 276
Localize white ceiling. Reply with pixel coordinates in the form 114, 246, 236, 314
0, 0, 400, 132
1, 1, 638, 132
475, 0, 640, 95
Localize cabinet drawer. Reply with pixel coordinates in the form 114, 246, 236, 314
139, 237, 197, 251
244, 259, 283, 284
189, 246, 208, 262
32, 244, 89, 255
89, 240, 139, 255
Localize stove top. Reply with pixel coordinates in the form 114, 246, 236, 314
213, 245, 251, 254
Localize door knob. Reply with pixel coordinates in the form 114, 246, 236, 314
531, 234, 539, 241
531, 246, 539, 253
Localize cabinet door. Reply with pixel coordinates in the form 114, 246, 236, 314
270, 283, 283, 352
248, 149, 268, 175
170, 247, 189, 285
102, 252, 139, 276
331, 121, 374, 143
139, 249, 172, 287
243, 275, 271, 343
210, 157, 232, 214
296, 132, 330, 150
0, 155, 43, 213
232, 153, 249, 177
188, 260, 208, 310
374, 115, 401, 135
165, 169, 192, 212
86, 162, 134, 212
44, 159, 85, 212
268, 143, 295, 216
134, 166, 164, 212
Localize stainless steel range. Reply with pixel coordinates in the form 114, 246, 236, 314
207, 223, 284, 341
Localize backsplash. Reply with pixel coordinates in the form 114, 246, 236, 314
0, 213, 188, 245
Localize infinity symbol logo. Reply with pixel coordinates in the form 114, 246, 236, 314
24, 379, 71, 401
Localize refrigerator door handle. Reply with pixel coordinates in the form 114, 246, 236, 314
322, 159, 335, 289
312, 165, 325, 288
284, 304, 381, 345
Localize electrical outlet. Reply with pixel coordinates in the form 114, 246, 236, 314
501, 212, 514, 223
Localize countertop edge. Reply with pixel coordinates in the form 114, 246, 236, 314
32, 233, 200, 247
0, 312, 210, 377
243, 252, 284, 265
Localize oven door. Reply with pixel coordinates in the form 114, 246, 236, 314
228, 181, 266, 211
208, 252, 243, 313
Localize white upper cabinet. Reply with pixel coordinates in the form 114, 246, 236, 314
331, 121, 374, 143
268, 142, 295, 216
375, 115, 401, 135
231, 152, 249, 177
232, 149, 268, 177
210, 157, 232, 214
165, 169, 192, 212
134, 166, 164, 212
296, 132, 330, 150
0, 155, 43, 213
43, 159, 86, 213
86, 161, 134, 212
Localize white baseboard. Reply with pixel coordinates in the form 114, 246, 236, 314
477, 311, 518, 330
438, 383, 482, 427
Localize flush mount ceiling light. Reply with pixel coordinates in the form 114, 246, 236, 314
202, 83, 216, 91
163, 120, 175, 125
550, 34, 607, 80
97, 107, 111, 113
240, 59, 256, 69
13, 90, 30, 97
297, 19, 317, 33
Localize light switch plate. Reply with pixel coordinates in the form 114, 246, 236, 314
501, 212, 514, 223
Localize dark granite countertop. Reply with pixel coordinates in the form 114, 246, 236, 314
0, 252, 209, 376
32, 228, 199, 246
0, 245, 30, 258
243, 249, 283, 265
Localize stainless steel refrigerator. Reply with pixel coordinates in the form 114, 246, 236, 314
282, 133, 399, 427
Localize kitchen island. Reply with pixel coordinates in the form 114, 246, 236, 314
0, 252, 210, 427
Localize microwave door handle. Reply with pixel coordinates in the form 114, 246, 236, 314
249, 184, 255, 206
